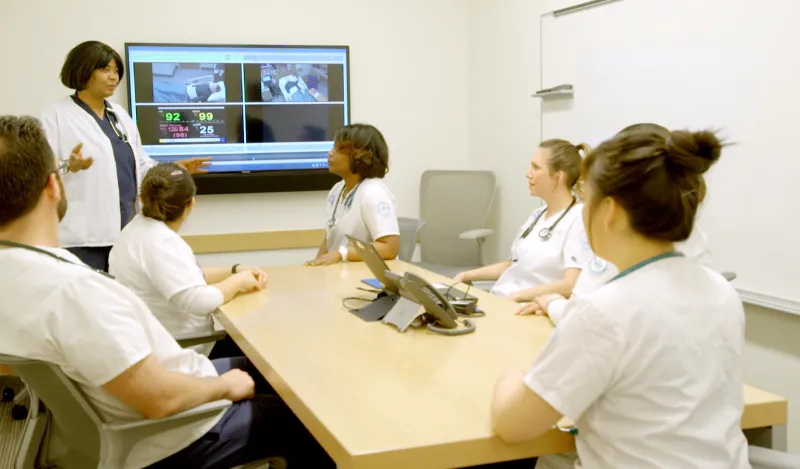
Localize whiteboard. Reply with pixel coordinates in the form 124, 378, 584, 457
540, 0, 800, 313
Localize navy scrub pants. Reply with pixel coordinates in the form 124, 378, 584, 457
145, 357, 335, 469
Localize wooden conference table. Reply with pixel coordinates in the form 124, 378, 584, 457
216, 261, 788, 469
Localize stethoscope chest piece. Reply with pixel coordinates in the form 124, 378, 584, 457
538, 227, 553, 241
590, 257, 608, 273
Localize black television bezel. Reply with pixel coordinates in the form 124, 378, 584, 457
124, 42, 349, 195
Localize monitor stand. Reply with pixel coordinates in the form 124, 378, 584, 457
351, 294, 402, 322
382, 297, 425, 332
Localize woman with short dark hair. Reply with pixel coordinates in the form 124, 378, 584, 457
40, 40, 211, 272
305, 123, 400, 266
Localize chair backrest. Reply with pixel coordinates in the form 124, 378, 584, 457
419, 170, 496, 267
397, 217, 426, 262
0, 354, 102, 468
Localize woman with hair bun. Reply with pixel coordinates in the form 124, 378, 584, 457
519, 123, 713, 320
455, 139, 593, 301
109, 163, 266, 356
490, 128, 750, 469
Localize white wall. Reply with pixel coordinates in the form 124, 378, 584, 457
468, 0, 800, 451
0, 0, 472, 265
467, 0, 543, 261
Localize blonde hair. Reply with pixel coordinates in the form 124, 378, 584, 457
539, 139, 592, 189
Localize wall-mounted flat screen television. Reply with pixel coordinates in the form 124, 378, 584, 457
125, 43, 349, 194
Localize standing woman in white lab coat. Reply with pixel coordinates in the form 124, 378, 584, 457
491, 128, 750, 469
41, 41, 210, 271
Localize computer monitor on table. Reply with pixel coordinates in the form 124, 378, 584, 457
345, 235, 476, 301
345, 235, 401, 295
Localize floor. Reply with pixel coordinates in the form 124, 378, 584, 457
0, 379, 29, 468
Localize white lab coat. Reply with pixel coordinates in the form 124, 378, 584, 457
41, 97, 157, 248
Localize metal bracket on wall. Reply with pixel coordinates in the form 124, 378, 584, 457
532, 84, 574, 98
552, 0, 623, 17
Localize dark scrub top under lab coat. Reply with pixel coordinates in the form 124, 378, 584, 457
71, 96, 137, 229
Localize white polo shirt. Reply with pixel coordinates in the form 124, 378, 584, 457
491, 204, 591, 298
525, 256, 750, 469
548, 226, 712, 324
325, 177, 400, 251
0, 246, 221, 469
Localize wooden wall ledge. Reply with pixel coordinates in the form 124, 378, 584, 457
184, 229, 325, 254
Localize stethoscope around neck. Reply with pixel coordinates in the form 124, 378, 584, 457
511, 197, 577, 262
327, 182, 361, 230
522, 197, 577, 241
73, 93, 129, 143
0, 240, 115, 279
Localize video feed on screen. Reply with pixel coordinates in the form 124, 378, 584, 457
126, 44, 350, 173
151, 63, 228, 103
257, 64, 329, 102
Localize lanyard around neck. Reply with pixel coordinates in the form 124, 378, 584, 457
0, 240, 115, 279
606, 251, 684, 284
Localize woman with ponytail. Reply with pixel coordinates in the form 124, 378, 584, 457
518, 123, 713, 320
455, 140, 593, 301
109, 163, 266, 357
491, 127, 749, 469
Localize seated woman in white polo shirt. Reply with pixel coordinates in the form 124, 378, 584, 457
517, 123, 713, 321
454, 139, 593, 301
491, 127, 749, 469
109, 163, 267, 356
305, 123, 400, 266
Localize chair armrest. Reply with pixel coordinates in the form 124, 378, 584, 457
101, 400, 232, 468
173, 328, 227, 348
459, 229, 495, 241
106, 400, 232, 433
748, 445, 800, 469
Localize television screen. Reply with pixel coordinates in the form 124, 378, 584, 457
125, 43, 350, 187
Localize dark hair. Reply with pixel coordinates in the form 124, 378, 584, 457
0, 116, 57, 227
583, 127, 724, 242
140, 163, 196, 223
333, 123, 389, 179
617, 123, 669, 137
539, 139, 591, 189
60, 41, 124, 91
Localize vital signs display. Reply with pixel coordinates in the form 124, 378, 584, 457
125, 43, 350, 175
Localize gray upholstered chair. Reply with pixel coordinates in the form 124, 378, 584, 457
414, 170, 497, 278
397, 217, 426, 262
1, 353, 282, 469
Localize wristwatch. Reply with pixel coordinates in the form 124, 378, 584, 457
338, 245, 349, 262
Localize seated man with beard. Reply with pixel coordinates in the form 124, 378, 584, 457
0, 116, 334, 469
